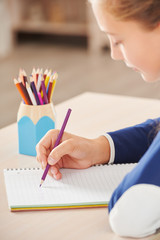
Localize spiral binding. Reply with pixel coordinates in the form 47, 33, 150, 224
5, 167, 40, 171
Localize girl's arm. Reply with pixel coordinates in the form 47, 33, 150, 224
106, 118, 160, 164
108, 130, 160, 237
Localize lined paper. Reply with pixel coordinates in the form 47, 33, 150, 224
4, 164, 136, 211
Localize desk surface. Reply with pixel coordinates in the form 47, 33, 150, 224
0, 92, 160, 240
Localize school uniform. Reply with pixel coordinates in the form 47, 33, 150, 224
104, 118, 160, 238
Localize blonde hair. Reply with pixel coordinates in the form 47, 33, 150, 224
89, 0, 160, 30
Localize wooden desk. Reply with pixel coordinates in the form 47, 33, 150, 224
0, 92, 160, 240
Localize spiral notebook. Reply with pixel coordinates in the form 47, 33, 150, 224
3, 164, 136, 212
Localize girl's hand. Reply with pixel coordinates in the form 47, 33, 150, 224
36, 130, 110, 180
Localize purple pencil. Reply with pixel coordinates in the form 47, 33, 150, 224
30, 76, 40, 105
39, 108, 72, 187
41, 80, 48, 104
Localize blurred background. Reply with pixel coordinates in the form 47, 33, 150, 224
1, 0, 160, 129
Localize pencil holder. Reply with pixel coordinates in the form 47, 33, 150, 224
17, 102, 56, 156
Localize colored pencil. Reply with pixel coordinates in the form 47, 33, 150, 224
23, 70, 28, 86
39, 108, 72, 187
41, 80, 48, 104
19, 80, 32, 105
41, 70, 51, 98
19, 69, 25, 87
32, 68, 37, 85
26, 82, 37, 106
14, 68, 57, 106
47, 75, 53, 102
30, 76, 40, 105
45, 70, 51, 89
43, 69, 48, 81
14, 79, 31, 105
38, 92, 43, 105
36, 68, 40, 85
49, 72, 58, 102
36, 74, 42, 92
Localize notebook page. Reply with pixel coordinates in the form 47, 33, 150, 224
4, 164, 136, 209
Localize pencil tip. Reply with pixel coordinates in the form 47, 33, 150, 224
39, 180, 43, 187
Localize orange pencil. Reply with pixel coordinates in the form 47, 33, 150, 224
18, 78, 32, 105
14, 79, 32, 105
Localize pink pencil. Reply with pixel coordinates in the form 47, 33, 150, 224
38, 92, 43, 105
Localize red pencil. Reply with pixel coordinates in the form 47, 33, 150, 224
19, 69, 25, 87
36, 68, 40, 85
23, 69, 28, 86
43, 69, 48, 82
47, 75, 53, 102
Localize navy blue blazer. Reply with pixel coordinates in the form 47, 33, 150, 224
107, 118, 160, 212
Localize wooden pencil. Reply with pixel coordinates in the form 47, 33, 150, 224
14, 79, 31, 105
49, 72, 58, 102
19, 79, 32, 105
19, 69, 25, 87
23, 69, 28, 86
32, 68, 37, 86
47, 75, 53, 102
36, 68, 40, 85
30, 76, 40, 105
43, 69, 48, 81
26, 82, 37, 105
36, 74, 42, 92
41, 80, 48, 104
38, 92, 43, 105
45, 70, 51, 89
41, 70, 51, 98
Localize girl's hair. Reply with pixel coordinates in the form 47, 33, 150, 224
89, 0, 160, 30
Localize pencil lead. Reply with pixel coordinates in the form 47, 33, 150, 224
39, 180, 43, 187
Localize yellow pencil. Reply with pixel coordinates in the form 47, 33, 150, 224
45, 70, 51, 88
41, 70, 51, 98
50, 72, 58, 102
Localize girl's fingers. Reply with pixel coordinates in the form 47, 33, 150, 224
50, 166, 62, 180
47, 139, 75, 167
36, 129, 59, 164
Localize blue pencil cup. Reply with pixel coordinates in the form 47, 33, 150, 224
17, 102, 56, 156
